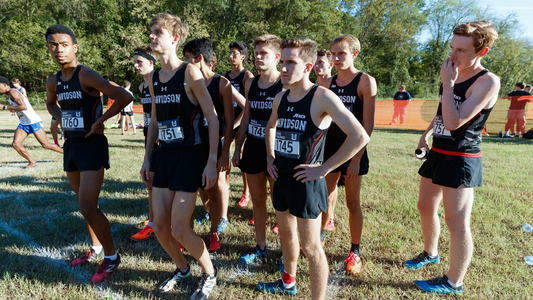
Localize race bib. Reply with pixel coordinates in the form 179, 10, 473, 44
274, 130, 300, 159
143, 112, 151, 127
433, 115, 451, 137
248, 119, 267, 140
62, 110, 84, 131
158, 119, 183, 143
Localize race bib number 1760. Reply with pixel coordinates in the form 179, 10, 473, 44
61, 110, 84, 131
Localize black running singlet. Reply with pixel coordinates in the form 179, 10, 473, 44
140, 82, 152, 137
432, 69, 492, 155
55, 65, 103, 139
274, 85, 327, 173
247, 75, 283, 140
224, 69, 248, 120
328, 72, 364, 138
207, 73, 225, 137
152, 63, 206, 148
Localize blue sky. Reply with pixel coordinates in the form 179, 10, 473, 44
417, 0, 533, 42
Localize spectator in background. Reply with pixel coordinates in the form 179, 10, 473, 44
11, 78, 27, 98
501, 82, 530, 138
120, 81, 137, 136
390, 85, 412, 125
525, 84, 531, 93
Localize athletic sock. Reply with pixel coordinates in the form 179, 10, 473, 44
320, 229, 326, 242
350, 243, 360, 256
147, 221, 153, 227
179, 264, 190, 274
282, 271, 296, 289
53, 139, 59, 146
104, 251, 118, 261
447, 278, 462, 289
91, 245, 103, 255
428, 253, 438, 259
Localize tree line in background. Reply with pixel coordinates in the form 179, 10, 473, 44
1, 0, 532, 103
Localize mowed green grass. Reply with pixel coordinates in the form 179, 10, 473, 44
0, 110, 532, 300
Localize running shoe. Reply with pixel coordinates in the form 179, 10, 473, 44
195, 212, 210, 225
415, 275, 463, 295
179, 243, 185, 253
404, 251, 440, 270
240, 245, 267, 264
70, 249, 97, 267
326, 218, 335, 231
208, 231, 221, 251
191, 266, 217, 300
217, 218, 229, 235
131, 225, 154, 241
345, 252, 362, 275
272, 224, 279, 234
237, 193, 250, 207
158, 264, 191, 293
90, 254, 121, 285
143, 219, 149, 226
249, 218, 255, 225
257, 279, 297, 295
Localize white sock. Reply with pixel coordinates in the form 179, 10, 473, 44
104, 251, 118, 261
91, 245, 103, 255
147, 221, 153, 227
447, 279, 462, 288
283, 280, 296, 289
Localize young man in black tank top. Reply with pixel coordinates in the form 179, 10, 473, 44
314, 49, 333, 88
182, 38, 235, 250
259, 37, 369, 300
44, 25, 133, 285
405, 22, 500, 295
139, 13, 219, 299
131, 45, 156, 242
232, 34, 283, 264
225, 41, 254, 208
324, 34, 377, 275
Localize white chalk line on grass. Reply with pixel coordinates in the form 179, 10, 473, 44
325, 261, 345, 299
0, 216, 128, 299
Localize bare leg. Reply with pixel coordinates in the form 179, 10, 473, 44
247, 172, 268, 249
418, 177, 443, 256
206, 171, 228, 233
67, 171, 101, 248
33, 129, 63, 154
517, 116, 526, 135
442, 185, 474, 285
345, 175, 363, 244
68, 168, 115, 256
171, 191, 215, 274
152, 187, 188, 269
147, 171, 154, 222
298, 215, 328, 300
121, 115, 126, 135
276, 209, 299, 277
321, 172, 340, 231
12, 129, 34, 165
129, 115, 137, 135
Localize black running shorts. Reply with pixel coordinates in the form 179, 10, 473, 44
323, 134, 369, 175
63, 135, 110, 172
149, 143, 160, 173
238, 137, 267, 175
152, 144, 207, 192
273, 172, 328, 219
418, 150, 483, 188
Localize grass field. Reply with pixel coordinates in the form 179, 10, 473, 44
0, 110, 532, 300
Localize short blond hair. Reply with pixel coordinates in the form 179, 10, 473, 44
281, 37, 317, 65
453, 21, 498, 53
253, 34, 281, 54
150, 13, 189, 48
331, 34, 360, 54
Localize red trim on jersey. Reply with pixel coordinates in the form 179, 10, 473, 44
431, 147, 482, 157
305, 131, 324, 164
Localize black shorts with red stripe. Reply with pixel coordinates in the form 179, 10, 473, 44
418, 147, 483, 188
